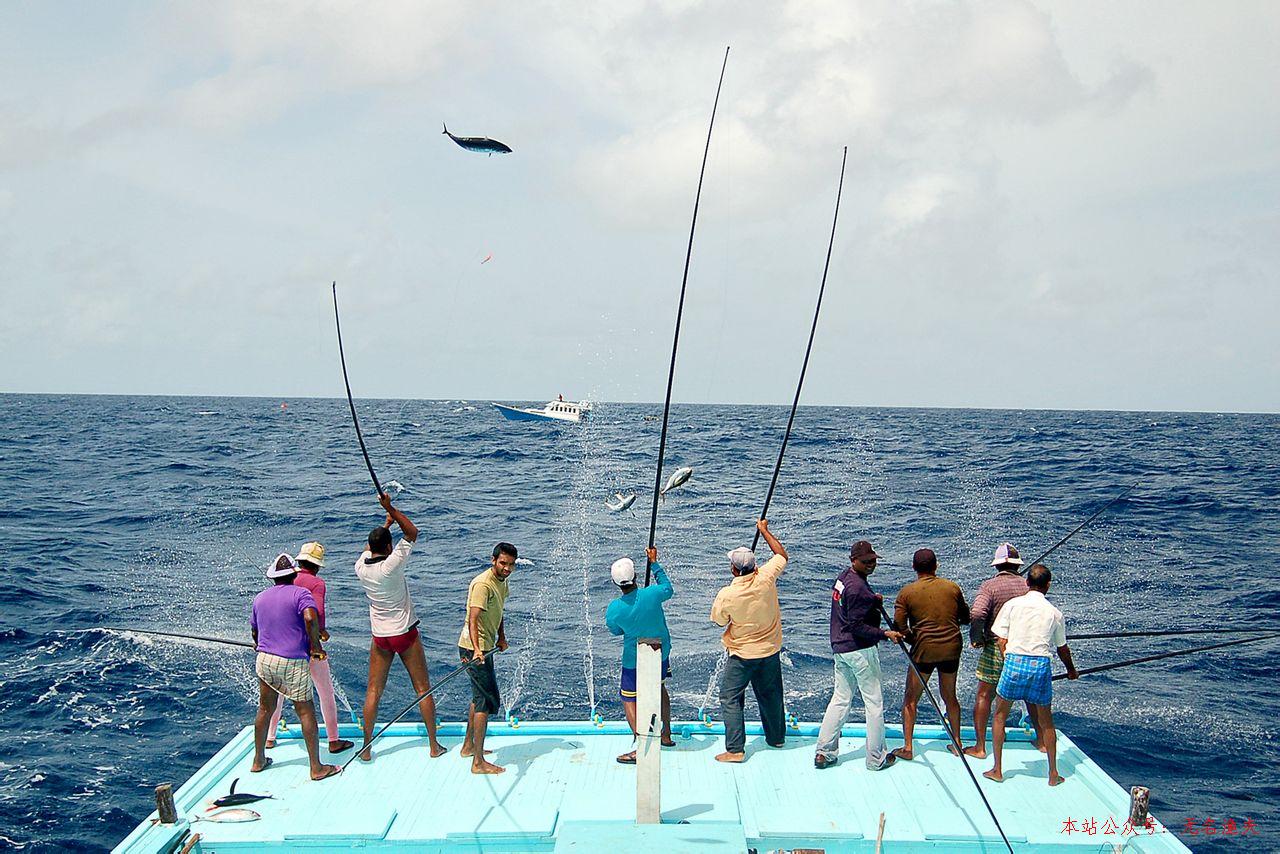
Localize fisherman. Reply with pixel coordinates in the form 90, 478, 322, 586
355, 493, 446, 762
710, 519, 789, 763
984, 563, 1079, 786
964, 542, 1039, 759
606, 546, 676, 764
250, 554, 340, 781
814, 540, 905, 770
265, 542, 355, 755
458, 542, 517, 774
891, 548, 971, 761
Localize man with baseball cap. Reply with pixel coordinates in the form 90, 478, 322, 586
250, 554, 340, 781
266, 541, 355, 755
710, 519, 789, 763
891, 547, 970, 761
605, 545, 676, 763
814, 540, 905, 770
964, 542, 1038, 759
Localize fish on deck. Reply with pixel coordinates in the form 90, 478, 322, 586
443, 123, 512, 156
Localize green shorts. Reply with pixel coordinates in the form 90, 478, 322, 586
976, 641, 1005, 685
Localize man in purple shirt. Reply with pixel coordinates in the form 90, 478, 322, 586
250, 554, 340, 781
814, 540, 904, 770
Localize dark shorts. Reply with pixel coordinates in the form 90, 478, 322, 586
619, 659, 672, 701
459, 646, 501, 715
913, 658, 960, 677
373, 625, 419, 654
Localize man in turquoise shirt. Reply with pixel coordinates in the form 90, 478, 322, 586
606, 545, 676, 764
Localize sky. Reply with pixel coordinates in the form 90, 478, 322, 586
1, 1, 1277, 412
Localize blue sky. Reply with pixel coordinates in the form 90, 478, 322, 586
1, 1, 1277, 411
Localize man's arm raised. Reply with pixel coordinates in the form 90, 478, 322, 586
379, 492, 419, 543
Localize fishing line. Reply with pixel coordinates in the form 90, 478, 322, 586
1020, 482, 1138, 574
645, 45, 730, 587
877, 603, 1014, 854
332, 282, 384, 496
1053, 632, 1280, 681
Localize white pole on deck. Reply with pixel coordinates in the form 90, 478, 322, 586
636, 638, 662, 824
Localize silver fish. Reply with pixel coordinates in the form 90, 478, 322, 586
193, 808, 261, 824
660, 467, 693, 500
605, 492, 636, 513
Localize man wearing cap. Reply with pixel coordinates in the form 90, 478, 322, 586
710, 519, 789, 763
250, 554, 340, 781
459, 542, 517, 774
355, 493, 446, 762
266, 541, 355, 755
984, 563, 1078, 786
964, 542, 1035, 759
891, 548, 970, 761
814, 540, 905, 770
606, 546, 676, 763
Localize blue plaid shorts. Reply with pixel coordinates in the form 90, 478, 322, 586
996, 653, 1052, 706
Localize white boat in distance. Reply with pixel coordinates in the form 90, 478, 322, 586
493, 397, 592, 423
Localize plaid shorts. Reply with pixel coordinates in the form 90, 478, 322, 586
256, 652, 313, 702
996, 653, 1052, 706
976, 641, 1005, 685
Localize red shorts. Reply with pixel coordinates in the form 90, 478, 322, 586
373, 626, 419, 654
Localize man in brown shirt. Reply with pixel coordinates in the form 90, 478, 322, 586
891, 548, 970, 761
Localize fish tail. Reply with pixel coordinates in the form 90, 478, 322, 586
442, 122, 449, 135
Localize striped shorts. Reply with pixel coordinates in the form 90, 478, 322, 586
256, 652, 313, 702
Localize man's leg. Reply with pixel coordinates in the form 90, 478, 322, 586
939, 669, 963, 755
895, 666, 925, 759
468, 655, 504, 774
461, 702, 477, 757
266, 691, 285, 748
716, 656, 750, 761
252, 679, 276, 772
1033, 703, 1063, 785
360, 642, 394, 761
399, 637, 447, 757
309, 656, 352, 752
815, 654, 855, 763
851, 648, 888, 769
983, 696, 1015, 782
966, 681, 994, 758
752, 652, 787, 748
660, 684, 674, 746
293, 697, 340, 780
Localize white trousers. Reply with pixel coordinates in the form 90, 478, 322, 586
815, 647, 886, 768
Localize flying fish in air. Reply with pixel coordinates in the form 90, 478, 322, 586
443, 123, 512, 156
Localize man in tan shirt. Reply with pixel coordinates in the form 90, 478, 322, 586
710, 519, 789, 762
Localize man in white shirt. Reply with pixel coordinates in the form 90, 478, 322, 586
354, 493, 446, 762
983, 563, 1078, 786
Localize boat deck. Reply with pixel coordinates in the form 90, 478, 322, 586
114, 720, 1190, 853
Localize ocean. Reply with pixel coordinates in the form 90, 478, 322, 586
1, 394, 1277, 852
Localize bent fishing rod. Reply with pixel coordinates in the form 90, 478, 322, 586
750, 146, 847, 552
1019, 482, 1138, 575
645, 46, 730, 587
1070, 627, 1271, 641
1053, 631, 1280, 681
877, 602, 1014, 854
332, 282, 384, 497
340, 647, 502, 772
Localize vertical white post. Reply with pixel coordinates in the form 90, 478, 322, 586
636, 637, 662, 824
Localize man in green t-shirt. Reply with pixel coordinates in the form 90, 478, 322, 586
457, 542, 516, 774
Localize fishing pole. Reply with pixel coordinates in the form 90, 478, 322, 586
1070, 627, 1272, 641
750, 146, 847, 552
645, 45, 730, 587
341, 648, 501, 772
1053, 632, 1280, 681
332, 282, 384, 496
110, 627, 254, 649
1019, 482, 1138, 575
877, 602, 1014, 854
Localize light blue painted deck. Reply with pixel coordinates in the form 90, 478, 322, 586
114, 720, 1190, 853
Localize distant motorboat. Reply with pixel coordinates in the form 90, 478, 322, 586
493, 398, 592, 424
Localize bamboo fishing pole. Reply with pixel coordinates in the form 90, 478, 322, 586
750, 146, 847, 552
332, 282, 384, 497
1070, 627, 1271, 641
645, 46, 730, 587
1052, 631, 1280, 681
1019, 482, 1138, 575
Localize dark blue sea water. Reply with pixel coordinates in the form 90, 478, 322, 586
1, 394, 1277, 852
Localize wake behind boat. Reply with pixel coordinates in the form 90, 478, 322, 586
493, 397, 592, 423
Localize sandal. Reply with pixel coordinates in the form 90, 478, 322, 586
615, 751, 637, 765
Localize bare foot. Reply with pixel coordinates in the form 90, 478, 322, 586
1048, 774, 1065, 786
459, 746, 492, 758
429, 741, 447, 758
946, 743, 962, 757
471, 760, 506, 775
311, 764, 341, 781
983, 769, 1003, 783
715, 751, 745, 763
358, 746, 373, 763
1036, 741, 1048, 753
963, 746, 987, 759
891, 747, 914, 761
250, 756, 273, 773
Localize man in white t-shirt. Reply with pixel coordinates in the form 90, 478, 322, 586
982, 563, 1078, 786
354, 493, 445, 762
